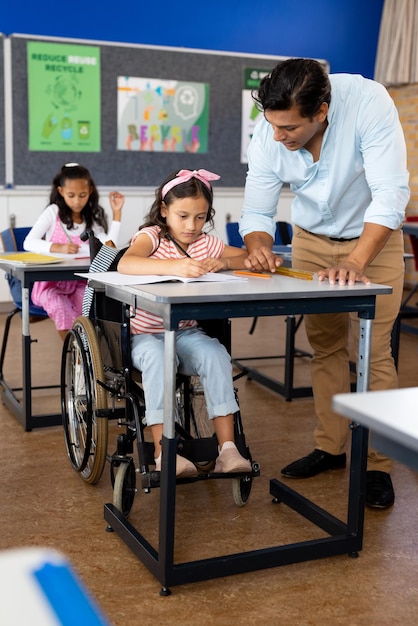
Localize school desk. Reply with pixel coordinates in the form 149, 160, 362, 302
0, 256, 90, 430
86, 272, 390, 592
333, 386, 418, 472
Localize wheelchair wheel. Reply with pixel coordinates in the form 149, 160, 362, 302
232, 475, 252, 507
177, 375, 214, 439
113, 459, 136, 517
61, 316, 108, 484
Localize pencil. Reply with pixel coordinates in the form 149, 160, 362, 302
233, 271, 271, 279
166, 233, 192, 258
273, 266, 315, 280
60, 221, 73, 244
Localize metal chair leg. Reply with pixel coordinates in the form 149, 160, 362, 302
0, 307, 20, 379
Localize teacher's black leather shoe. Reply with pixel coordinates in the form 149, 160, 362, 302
366, 471, 395, 509
281, 449, 347, 478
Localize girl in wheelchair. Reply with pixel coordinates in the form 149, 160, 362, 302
118, 169, 252, 478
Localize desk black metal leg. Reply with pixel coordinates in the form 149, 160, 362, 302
22, 287, 33, 431
346, 316, 372, 547
157, 329, 179, 593
346, 423, 368, 546
391, 314, 400, 371
284, 315, 296, 400
22, 335, 33, 431
158, 436, 177, 594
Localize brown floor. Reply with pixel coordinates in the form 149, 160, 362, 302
1, 310, 418, 625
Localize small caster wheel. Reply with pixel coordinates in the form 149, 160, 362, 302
113, 459, 136, 517
160, 587, 172, 596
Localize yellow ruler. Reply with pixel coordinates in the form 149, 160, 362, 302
273, 266, 315, 281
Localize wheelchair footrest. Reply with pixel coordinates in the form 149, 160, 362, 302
140, 462, 261, 490
177, 437, 218, 463
141, 471, 162, 490
96, 408, 125, 419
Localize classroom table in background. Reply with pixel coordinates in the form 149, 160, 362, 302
402, 222, 418, 236
333, 386, 418, 473
233, 244, 313, 401
272, 243, 292, 263
86, 271, 390, 592
0, 547, 109, 625
0, 257, 90, 431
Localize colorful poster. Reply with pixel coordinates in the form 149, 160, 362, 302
27, 41, 101, 152
117, 76, 209, 152
241, 68, 271, 163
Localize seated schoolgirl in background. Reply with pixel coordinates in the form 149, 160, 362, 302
24, 162, 124, 340
118, 168, 252, 478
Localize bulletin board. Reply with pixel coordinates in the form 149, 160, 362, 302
0, 34, 5, 186
9, 34, 294, 187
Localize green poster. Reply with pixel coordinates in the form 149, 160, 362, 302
241, 67, 272, 163
27, 41, 101, 152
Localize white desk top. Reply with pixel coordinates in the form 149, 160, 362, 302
0, 256, 90, 272
0, 548, 108, 625
99, 272, 391, 306
333, 387, 418, 455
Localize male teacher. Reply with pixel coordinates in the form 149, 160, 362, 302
239, 58, 410, 509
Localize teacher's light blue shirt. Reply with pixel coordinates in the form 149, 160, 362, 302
240, 74, 410, 241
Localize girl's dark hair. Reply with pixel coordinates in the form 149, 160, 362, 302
139, 170, 216, 237
49, 163, 108, 232
253, 58, 331, 119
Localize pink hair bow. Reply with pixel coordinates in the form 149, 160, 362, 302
162, 169, 221, 199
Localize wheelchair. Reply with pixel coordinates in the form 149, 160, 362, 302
60, 234, 260, 517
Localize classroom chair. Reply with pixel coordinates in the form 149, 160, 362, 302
226, 221, 293, 250
226, 221, 312, 401
401, 215, 418, 310
0, 227, 48, 378
391, 216, 418, 368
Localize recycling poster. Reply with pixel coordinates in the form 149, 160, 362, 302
117, 75, 209, 153
27, 41, 101, 152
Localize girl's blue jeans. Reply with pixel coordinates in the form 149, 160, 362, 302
131, 327, 239, 426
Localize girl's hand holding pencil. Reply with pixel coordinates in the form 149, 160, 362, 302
50, 241, 80, 255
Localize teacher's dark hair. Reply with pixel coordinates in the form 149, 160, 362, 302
253, 58, 331, 119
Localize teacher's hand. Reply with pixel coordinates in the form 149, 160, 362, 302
244, 246, 283, 273
318, 263, 370, 286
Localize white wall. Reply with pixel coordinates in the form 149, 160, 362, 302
0, 186, 294, 303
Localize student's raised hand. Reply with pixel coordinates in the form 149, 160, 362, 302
173, 258, 207, 278
109, 191, 125, 221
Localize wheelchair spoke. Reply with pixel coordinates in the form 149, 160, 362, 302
61, 317, 108, 484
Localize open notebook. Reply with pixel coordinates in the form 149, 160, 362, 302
76, 271, 248, 286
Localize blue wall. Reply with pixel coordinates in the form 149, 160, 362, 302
1, 0, 384, 78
